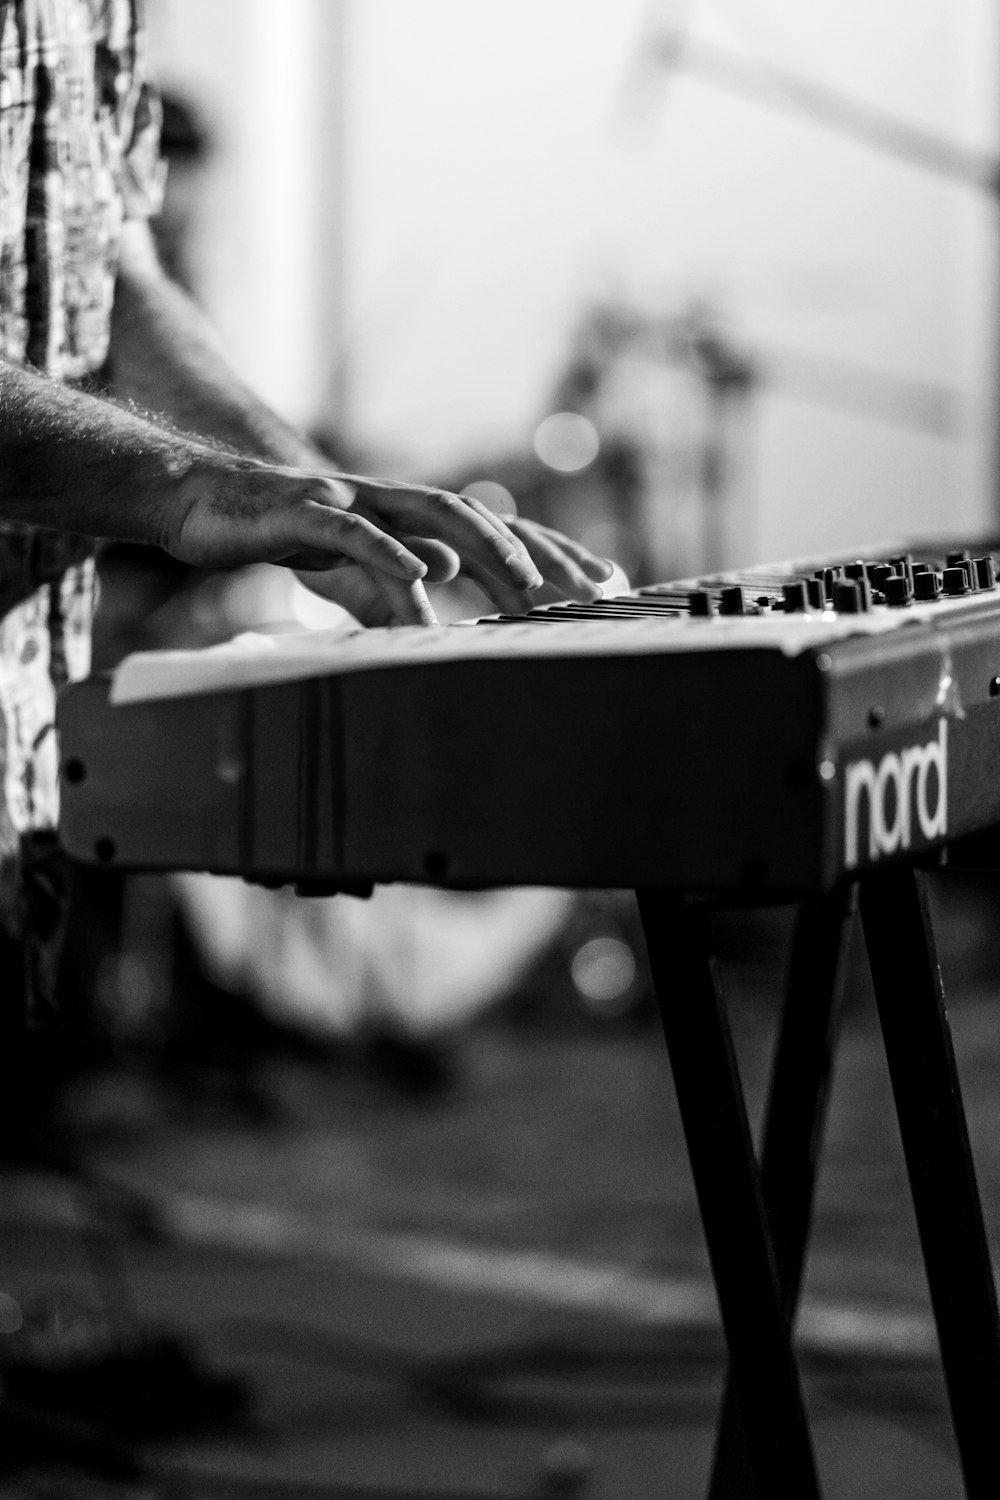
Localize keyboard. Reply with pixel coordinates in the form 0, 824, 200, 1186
55, 540, 1000, 896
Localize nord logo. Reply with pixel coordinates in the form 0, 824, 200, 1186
844, 718, 948, 869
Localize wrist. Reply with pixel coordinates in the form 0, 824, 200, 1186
137, 440, 259, 556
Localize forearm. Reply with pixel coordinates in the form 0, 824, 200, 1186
108, 222, 330, 473
0, 358, 253, 547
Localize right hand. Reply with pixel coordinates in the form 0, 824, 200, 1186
165, 460, 442, 625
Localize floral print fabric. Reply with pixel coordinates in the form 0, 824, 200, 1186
0, 0, 161, 976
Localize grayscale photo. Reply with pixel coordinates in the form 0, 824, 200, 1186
0, 1, 996, 1495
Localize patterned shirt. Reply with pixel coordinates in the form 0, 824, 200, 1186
0, 0, 162, 973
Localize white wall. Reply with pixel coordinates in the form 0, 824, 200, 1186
150, 0, 998, 564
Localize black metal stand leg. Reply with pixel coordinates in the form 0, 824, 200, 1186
860, 864, 1000, 1500
708, 885, 857, 1499
636, 891, 821, 1500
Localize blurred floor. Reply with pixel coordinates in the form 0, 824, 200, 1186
4, 874, 1000, 1497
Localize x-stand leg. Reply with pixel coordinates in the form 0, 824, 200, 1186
707, 885, 856, 1499
636, 891, 823, 1499
860, 863, 1000, 1500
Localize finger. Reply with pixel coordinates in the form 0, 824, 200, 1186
361, 566, 439, 626
508, 519, 616, 582
283, 549, 351, 572
296, 559, 439, 626
402, 537, 462, 583
457, 556, 540, 616
350, 483, 543, 593
504, 523, 604, 602
282, 501, 428, 580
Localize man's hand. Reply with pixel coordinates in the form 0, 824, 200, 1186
162, 461, 441, 625
169, 458, 617, 627
292, 475, 615, 626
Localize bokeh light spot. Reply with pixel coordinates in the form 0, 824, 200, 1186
571, 936, 637, 1016
533, 412, 600, 473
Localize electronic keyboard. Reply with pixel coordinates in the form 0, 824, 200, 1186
55, 540, 1000, 897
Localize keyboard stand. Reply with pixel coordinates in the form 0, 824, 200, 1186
861, 865, 1000, 1500
706, 885, 855, 1500
637, 866, 1000, 1500
636, 891, 825, 1497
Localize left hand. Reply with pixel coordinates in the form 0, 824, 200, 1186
295, 476, 614, 626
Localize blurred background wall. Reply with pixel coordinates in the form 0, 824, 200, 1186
148, 0, 999, 573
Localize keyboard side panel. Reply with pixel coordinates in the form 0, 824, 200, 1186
59, 648, 827, 896
337, 650, 826, 894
